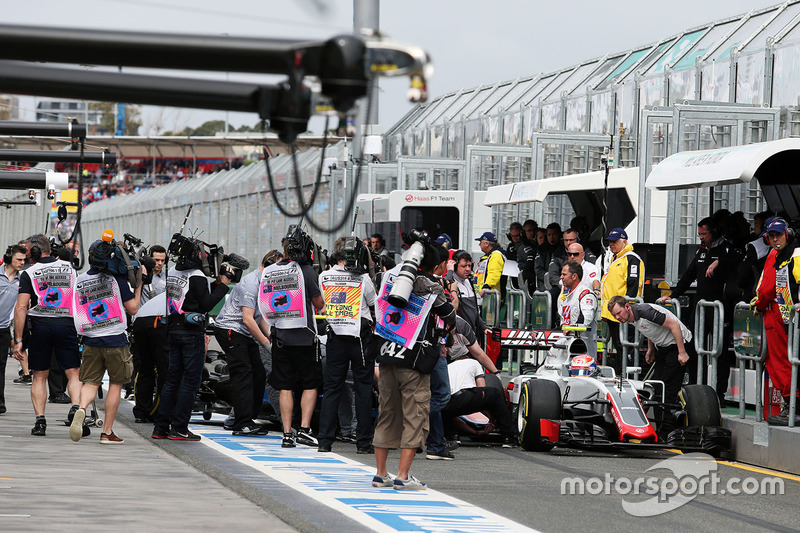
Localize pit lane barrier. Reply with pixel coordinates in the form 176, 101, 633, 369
621, 296, 643, 379
481, 289, 501, 328
695, 299, 725, 390
506, 286, 527, 374
788, 310, 800, 428
733, 302, 766, 422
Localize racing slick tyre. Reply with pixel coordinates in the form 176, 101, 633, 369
678, 384, 721, 427
517, 379, 561, 451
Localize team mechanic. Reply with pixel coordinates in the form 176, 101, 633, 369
600, 228, 644, 374
259, 228, 325, 449
131, 244, 168, 423
213, 254, 272, 436
12, 235, 82, 437
69, 238, 144, 443
152, 242, 230, 442
0, 245, 25, 414
558, 261, 598, 356
608, 295, 694, 408
372, 243, 457, 490
317, 237, 377, 454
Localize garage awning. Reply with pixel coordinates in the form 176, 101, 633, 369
483, 166, 640, 206
645, 138, 800, 191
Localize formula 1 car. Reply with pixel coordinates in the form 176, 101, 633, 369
488, 327, 731, 456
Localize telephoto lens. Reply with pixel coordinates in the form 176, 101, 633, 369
387, 241, 425, 308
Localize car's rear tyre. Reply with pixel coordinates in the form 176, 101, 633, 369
517, 379, 561, 451
678, 384, 721, 427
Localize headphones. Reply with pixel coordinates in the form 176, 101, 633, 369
30, 243, 42, 261
2, 245, 12, 265
763, 217, 795, 245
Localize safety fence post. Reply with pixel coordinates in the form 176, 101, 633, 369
788, 310, 800, 427
481, 289, 501, 328
732, 302, 766, 421
694, 299, 725, 389
621, 296, 643, 378
531, 290, 552, 331
662, 298, 681, 321
506, 287, 526, 374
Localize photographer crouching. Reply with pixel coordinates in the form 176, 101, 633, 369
69, 231, 144, 444
152, 235, 231, 442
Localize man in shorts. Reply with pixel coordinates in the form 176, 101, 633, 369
12, 235, 82, 436
69, 238, 144, 443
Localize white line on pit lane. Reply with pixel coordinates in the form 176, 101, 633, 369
188, 423, 538, 533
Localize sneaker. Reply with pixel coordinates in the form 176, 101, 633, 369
100, 432, 124, 444
337, 433, 357, 444
357, 445, 375, 454
318, 444, 332, 453
167, 428, 201, 441
151, 427, 169, 440
501, 436, 517, 449
0, 404, 6, 415
31, 419, 46, 436
296, 427, 318, 447
13, 374, 32, 385
232, 425, 268, 436
281, 433, 296, 448
426, 449, 454, 460
67, 405, 79, 423
69, 408, 86, 442
372, 473, 396, 487
50, 392, 72, 404
393, 474, 427, 490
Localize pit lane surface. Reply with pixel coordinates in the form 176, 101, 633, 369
2, 357, 799, 532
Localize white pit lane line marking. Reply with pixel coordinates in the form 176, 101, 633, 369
189, 424, 538, 533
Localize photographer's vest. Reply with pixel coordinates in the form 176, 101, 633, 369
259, 260, 308, 330
319, 269, 363, 337
73, 272, 127, 337
775, 249, 800, 324
27, 259, 76, 318
166, 267, 207, 315
375, 265, 435, 350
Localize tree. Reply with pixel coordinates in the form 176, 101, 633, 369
87, 102, 142, 135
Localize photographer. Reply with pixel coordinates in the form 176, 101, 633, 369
213, 253, 270, 437
259, 226, 325, 448
69, 237, 144, 444
152, 238, 230, 442
12, 234, 81, 437
131, 244, 168, 423
317, 237, 377, 454
372, 238, 456, 490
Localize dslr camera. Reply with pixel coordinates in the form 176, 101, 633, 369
387, 229, 431, 308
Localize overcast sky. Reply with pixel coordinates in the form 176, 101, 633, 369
1, 0, 784, 134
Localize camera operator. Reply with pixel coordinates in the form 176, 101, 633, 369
69, 237, 144, 444
12, 234, 82, 437
259, 226, 325, 448
372, 238, 457, 490
131, 244, 168, 423
213, 253, 272, 437
317, 237, 377, 454
151, 239, 231, 442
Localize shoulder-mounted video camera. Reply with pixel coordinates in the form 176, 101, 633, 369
167, 232, 249, 283
122, 233, 157, 285
89, 231, 143, 288
342, 236, 373, 275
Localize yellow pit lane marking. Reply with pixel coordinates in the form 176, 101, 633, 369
667, 448, 800, 481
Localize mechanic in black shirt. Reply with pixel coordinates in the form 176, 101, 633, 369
517, 220, 539, 296
659, 216, 732, 400
152, 242, 230, 441
608, 296, 695, 406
